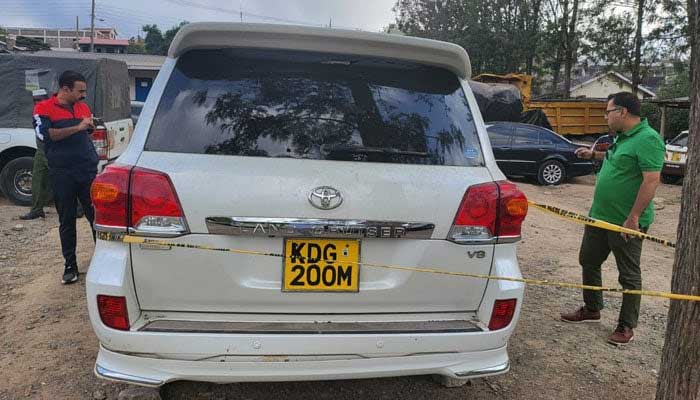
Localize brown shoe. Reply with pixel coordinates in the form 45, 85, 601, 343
608, 325, 634, 346
561, 306, 601, 323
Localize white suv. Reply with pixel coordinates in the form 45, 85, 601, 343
87, 23, 528, 387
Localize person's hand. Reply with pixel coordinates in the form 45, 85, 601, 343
575, 147, 593, 160
77, 116, 95, 131
622, 214, 640, 241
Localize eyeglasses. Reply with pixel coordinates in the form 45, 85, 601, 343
604, 107, 623, 116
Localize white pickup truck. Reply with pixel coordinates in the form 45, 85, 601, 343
0, 120, 133, 205
0, 53, 133, 205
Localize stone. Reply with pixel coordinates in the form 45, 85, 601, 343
12, 224, 24, 231
93, 389, 107, 400
118, 387, 162, 400
431, 374, 469, 388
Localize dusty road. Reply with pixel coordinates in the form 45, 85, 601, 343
0, 175, 682, 399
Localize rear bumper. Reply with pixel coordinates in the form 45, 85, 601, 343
95, 344, 510, 387
662, 162, 685, 177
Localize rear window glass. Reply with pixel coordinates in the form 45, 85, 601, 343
145, 49, 483, 166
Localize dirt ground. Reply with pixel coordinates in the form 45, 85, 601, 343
0, 175, 683, 400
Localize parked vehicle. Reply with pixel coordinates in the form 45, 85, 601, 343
486, 121, 595, 185
472, 74, 609, 137
662, 130, 689, 183
130, 100, 145, 125
88, 22, 528, 388
0, 54, 133, 205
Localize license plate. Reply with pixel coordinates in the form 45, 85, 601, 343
283, 239, 360, 292
672, 152, 681, 162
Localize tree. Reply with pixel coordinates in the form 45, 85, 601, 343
141, 22, 188, 55
561, 0, 581, 98
15, 36, 50, 52
642, 62, 690, 138
126, 37, 147, 54
655, 0, 700, 397
142, 24, 164, 55
162, 21, 189, 54
393, 0, 551, 75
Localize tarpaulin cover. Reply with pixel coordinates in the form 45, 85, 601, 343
468, 80, 523, 123
0, 53, 130, 128
519, 109, 553, 130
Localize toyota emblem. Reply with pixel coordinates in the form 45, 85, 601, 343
308, 186, 343, 210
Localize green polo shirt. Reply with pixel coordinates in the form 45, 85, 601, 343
589, 118, 665, 228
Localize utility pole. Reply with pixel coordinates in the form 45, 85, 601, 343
90, 0, 95, 53
75, 16, 79, 50
329, 17, 332, 29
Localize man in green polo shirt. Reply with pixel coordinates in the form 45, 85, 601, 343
560, 92, 665, 345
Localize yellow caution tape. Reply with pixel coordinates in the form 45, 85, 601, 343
527, 201, 676, 248
96, 232, 699, 302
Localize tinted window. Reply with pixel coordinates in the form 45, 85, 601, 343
539, 130, 564, 145
487, 126, 512, 146
146, 49, 483, 167
513, 127, 539, 145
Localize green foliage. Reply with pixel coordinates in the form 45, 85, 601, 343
142, 21, 189, 55
642, 62, 690, 138
142, 24, 164, 55
126, 37, 147, 54
393, 0, 545, 75
392, 0, 689, 99
15, 36, 51, 51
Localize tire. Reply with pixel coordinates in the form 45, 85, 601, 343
0, 156, 34, 206
537, 159, 566, 185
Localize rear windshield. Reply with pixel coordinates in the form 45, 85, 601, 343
145, 49, 483, 167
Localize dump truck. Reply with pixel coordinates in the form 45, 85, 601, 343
473, 73, 609, 138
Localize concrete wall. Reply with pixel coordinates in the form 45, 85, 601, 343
128, 69, 159, 101
571, 75, 652, 100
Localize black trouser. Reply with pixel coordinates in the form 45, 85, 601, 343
579, 225, 646, 328
49, 170, 96, 268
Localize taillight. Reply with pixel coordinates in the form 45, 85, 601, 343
488, 298, 517, 330
497, 181, 528, 239
91, 165, 188, 236
97, 295, 129, 331
448, 181, 527, 244
130, 167, 188, 235
91, 164, 130, 229
449, 182, 499, 242
91, 128, 109, 160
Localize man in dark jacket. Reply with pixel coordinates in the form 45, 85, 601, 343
33, 71, 98, 284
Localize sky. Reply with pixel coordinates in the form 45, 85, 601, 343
1, 0, 398, 39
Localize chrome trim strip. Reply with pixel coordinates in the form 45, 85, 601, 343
139, 320, 482, 334
127, 227, 189, 238
449, 237, 498, 245
95, 364, 163, 387
94, 224, 127, 234
496, 235, 522, 244
206, 217, 435, 239
455, 361, 510, 377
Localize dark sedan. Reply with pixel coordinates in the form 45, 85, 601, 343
485, 122, 595, 185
